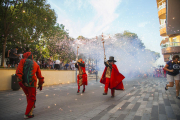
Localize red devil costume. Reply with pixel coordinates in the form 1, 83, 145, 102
75, 59, 87, 93
16, 52, 44, 119
100, 56, 125, 97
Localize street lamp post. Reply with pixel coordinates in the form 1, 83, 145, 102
76, 46, 79, 83
96, 59, 97, 82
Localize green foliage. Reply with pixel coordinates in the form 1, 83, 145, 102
115, 30, 138, 39
44, 23, 76, 61
0, 1, 160, 66
0, 0, 71, 66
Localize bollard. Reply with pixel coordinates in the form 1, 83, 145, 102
11, 74, 20, 91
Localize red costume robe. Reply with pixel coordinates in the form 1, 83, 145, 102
76, 61, 88, 87
100, 64, 125, 90
16, 52, 44, 117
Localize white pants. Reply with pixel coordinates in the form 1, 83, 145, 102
167, 74, 180, 82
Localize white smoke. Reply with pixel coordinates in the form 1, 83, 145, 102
71, 34, 159, 78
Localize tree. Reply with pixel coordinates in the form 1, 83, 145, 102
43, 24, 76, 62
115, 30, 145, 49
0, 0, 56, 66
77, 35, 86, 40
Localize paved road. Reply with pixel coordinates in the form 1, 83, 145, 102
0, 77, 180, 120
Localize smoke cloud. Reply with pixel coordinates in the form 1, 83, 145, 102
71, 33, 159, 78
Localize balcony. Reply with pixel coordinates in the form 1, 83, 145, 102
160, 26, 166, 36
161, 42, 180, 54
158, 2, 166, 11
158, 3, 166, 19
157, 0, 166, 4
160, 37, 169, 45
161, 42, 180, 48
159, 24, 166, 29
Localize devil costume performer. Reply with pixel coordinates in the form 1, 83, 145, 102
100, 56, 125, 97
16, 52, 44, 119
75, 59, 87, 93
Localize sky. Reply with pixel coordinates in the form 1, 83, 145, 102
46, 0, 165, 66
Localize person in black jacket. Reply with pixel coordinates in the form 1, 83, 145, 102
8, 46, 19, 68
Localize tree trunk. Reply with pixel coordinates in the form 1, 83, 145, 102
1, 36, 7, 67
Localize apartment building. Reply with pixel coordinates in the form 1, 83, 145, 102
157, 0, 180, 62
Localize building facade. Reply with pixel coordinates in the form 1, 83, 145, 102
156, 0, 180, 62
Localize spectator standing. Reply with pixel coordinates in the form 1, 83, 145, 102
47, 55, 53, 69
64, 62, 69, 70
60, 59, 64, 70
53, 61, 55, 69
37, 59, 40, 66
41, 58, 45, 69
45, 60, 48, 69
8, 46, 20, 69
54, 59, 60, 70
18, 52, 23, 61
70, 60, 75, 70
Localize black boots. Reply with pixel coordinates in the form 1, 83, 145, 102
103, 93, 107, 95
82, 88, 85, 93
77, 89, 80, 93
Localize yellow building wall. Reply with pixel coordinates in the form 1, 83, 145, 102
169, 35, 180, 42
169, 37, 172, 42
177, 35, 180, 42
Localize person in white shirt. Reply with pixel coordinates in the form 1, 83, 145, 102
37, 59, 40, 66
54, 59, 60, 70
19, 53, 23, 60
70, 60, 75, 70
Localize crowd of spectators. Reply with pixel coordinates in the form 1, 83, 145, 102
35, 58, 76, 70
43, 58, 76, 70
153, 65, 166, 78
6, 46, 76, 70
86, 63, 98, 74
6, 47, 99, 74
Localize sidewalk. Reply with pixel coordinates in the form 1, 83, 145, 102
0, 77, 180, 120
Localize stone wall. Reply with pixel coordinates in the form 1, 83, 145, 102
0, 69, 102, 91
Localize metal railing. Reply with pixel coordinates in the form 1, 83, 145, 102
159, 24, 166, 29
158, 2, 166, 11
161, 42, 180, 48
